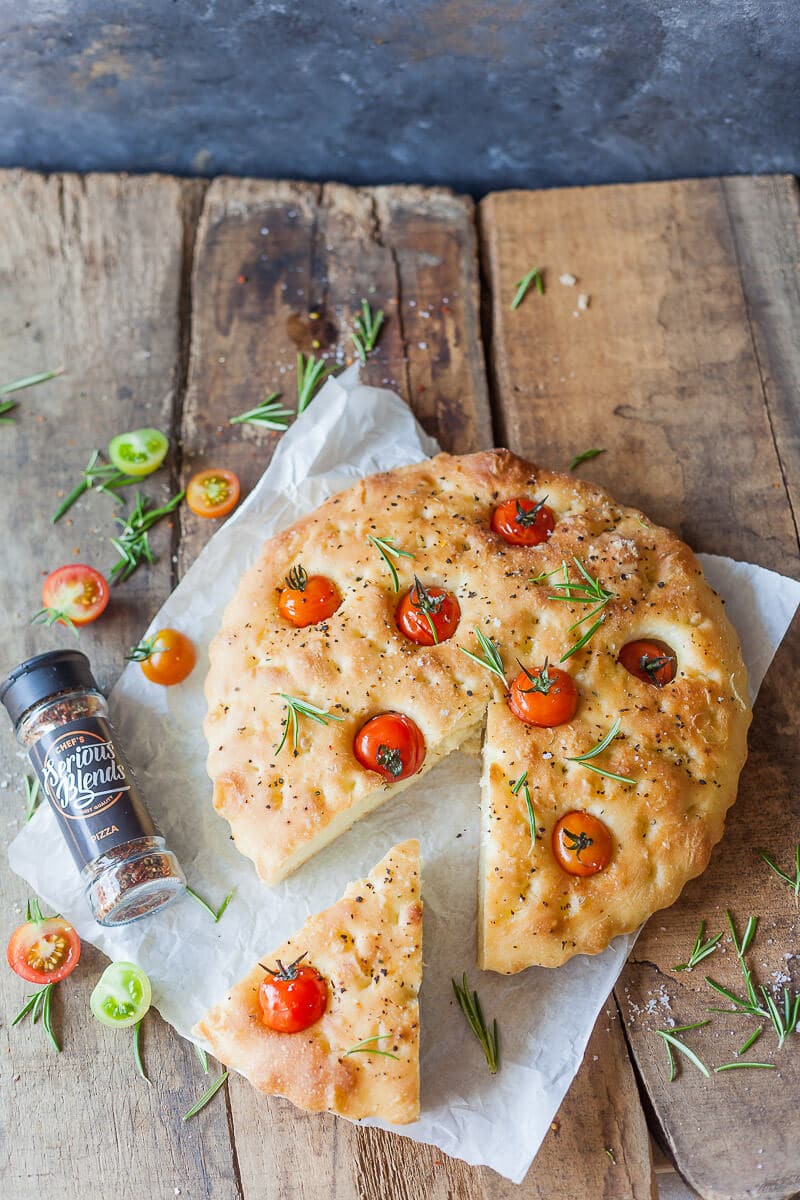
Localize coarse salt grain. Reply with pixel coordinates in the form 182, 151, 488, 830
559, 273, 577, 286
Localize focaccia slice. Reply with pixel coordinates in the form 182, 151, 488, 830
193, 840, 421, 1124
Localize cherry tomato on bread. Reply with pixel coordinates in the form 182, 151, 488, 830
128, 628, 196, 686
508, 659, 578, 727
279, 565, 341, 628
552, 811, 613, 877
258, 953, 328, 1033
491, 497, 555, 547
396, 577, 460, 645
354, 712, 426, 782
186, 468, 240, 519
618, 638, 676, 687
7, 901, 81, 984
38, 564, 110, 628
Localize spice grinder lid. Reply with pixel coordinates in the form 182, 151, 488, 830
0, 650, 98, 727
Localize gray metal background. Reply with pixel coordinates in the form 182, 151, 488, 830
1, 1, 797, 193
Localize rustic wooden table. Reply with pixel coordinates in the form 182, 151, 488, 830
1, 170, 798, 1200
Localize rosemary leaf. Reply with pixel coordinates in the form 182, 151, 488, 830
343, 1034, 399, 1060
367, 534, 415, 592
511, 268, 544, 309
452, 973, 499, 1074
186, 886, 236, 923
0, 368, 62, 398
737, 1027, 763, 1056
229, 393, 294, 430
296, 353, 332, 414
656, 1030, 709, 1078
132, 1019, 150, 1083
511, 772, 536, 847
569, 448, 606, 471
182, 1070, 228, 1120
673, 921, 723, 972
567, 718, 635, 786
23, 776, 41, 822
109, 490, 184, 583
194, 1043, 210, 1073
715, 1061, 776, 1072
274, 694, 344, 757
757, 845, 800, 898
458, 628, 507, 685
351, 299, 385, 364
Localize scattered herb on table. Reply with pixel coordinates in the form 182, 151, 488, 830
194, 1044, 210, 1073
12, 982, 60, 1052
274, 694, 344, 757
229, 392, 295, 431
182, 1070, 229, 1120
511, 771, 536, 847
185, 886, 236, 923
351, 299, 385, 364
452, 973, 499, 1074
296, 352, 332, 414
343, 1034, 399, 1060
714, 1061, 776, 1072
547, 558, 615, 662
567, 718, 635, 786
672, 920, 723, 972
656, 1022, 710, 1082
737, 1027, 763, 1056
23, 776, 41, 821
705, 911, 800, 1049
367, 534, 415, 592
109, 490, 184, 583
459, 627, 507, 685
604, 1147, 617, 1164
569, 448, 606, 471
758, 844, 800, 898
0, 369, 62, 423
52, 450, 141, 523
132, 1018, 150, 1083
511, 268, 544, 309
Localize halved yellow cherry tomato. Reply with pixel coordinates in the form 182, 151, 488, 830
186, 469, 240, 519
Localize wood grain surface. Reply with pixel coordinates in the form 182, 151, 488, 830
479, 177, 800, 1200
1, 168, 797, 1200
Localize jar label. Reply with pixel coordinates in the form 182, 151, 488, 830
29, 715, 157, 869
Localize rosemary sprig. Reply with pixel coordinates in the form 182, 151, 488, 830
567, 717, 635, 786
109, 490, 185, 583
343, 1034, 399, 1060
23, 775, 41, 821
0, 368, 62, 422
132, 1019, 150, 1083
758, 844, 800, 898
296, 353, 332, 414
459, 628, 507, 685
351, 299, 385, 364
30, 606, 80, 640
185, 886, 236, 923
13, 982, 60, 1053
547, 558, 615, 662
656, 1022, 710, 1082
194, 1043, 210, 1073
569, 448, 606, 471
229, 392, 294, 431
511, 771, 536, 847
52, 450, 141, 523
367, 534, 415, 592
714, 1061, 776, 1072
511, 268, 544, 309
182, 1070, 228, 1120
275, 694, 344, 756
452, 973, 499, 1074
673, 920, 723, 972
410, 575, 445, 643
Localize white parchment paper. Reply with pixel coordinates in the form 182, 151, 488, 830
9, 368, 800, 1182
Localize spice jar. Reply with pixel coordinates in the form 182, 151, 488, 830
1, 649, 186, 926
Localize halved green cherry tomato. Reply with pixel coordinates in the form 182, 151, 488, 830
108, 428, 169, 477
90, 961, 152, 1028
40, 564, 110, 627
7, 904, 81, 985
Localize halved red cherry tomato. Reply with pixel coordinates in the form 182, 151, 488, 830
258, 953, 328, 1033
491, 496, 555, 546
186, 468, 241, 519
354, 712, 426, 782
278, 565, 341, 628
508, 659, 578, 727
129, 628, 196, 686
396, 577, 460, 645
619, 638, 676, 687
39, 564, 110, 627
7, 902, 81, 984
552, 811, 613, 877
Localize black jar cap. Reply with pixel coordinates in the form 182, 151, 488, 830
0, 650, 98, 727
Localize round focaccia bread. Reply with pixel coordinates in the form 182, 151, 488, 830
205, 449, 750, 969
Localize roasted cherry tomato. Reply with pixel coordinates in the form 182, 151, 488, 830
108, 428, 169, 477
39, 564, 110, 628
128, 628, 197, 686
278, 565, 341, 628
491, 496, 555, 547
186, 468, 241, 519
258, 953, 328, 1033
508, 659, 579, 727
7, 900, 81, 984
396, 576, 461, 646
552, 811, 613, 877
354, 712, 426, 782
90, 961, 152, 1028
619, 638, 677, 687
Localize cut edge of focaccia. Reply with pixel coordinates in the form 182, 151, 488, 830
192, 840, 422, 1124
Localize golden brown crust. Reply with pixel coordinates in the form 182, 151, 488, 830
205, 450, 750, 969
193, 840, 421, 1123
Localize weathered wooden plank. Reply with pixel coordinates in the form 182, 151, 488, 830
479, 177, 800, 1200
0, 171, 238, 1198
181, 176, 494, 1200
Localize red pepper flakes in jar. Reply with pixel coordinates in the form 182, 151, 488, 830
0, 650, 186, 926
